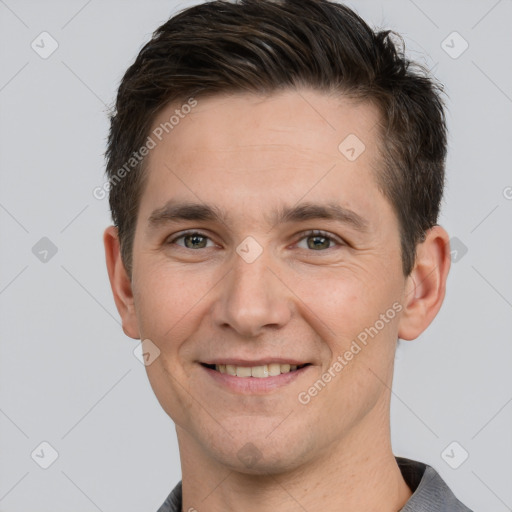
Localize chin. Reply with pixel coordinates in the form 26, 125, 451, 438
206, 428, 313, 476
216, 447, 304, 476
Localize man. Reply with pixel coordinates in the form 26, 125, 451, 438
103, 0, 473, 510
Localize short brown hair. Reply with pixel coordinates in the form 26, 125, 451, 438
105, 0, 447, 276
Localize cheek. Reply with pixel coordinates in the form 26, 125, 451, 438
307, 279, 360, 334
292, 268, 395, 338
132, 260, 214, 345
290, 268, 402, 385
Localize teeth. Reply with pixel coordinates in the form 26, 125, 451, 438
236, 366, 252, 377
214, 363, 304, 378
226, 364, 237, 376
251, 365, 268, 378
268, 363, 281, 376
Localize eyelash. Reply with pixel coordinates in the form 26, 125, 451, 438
167, 229, 344, 251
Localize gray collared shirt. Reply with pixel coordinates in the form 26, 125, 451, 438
156, 457, 473, 511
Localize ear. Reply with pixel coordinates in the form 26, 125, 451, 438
398, 225, 451, 341
103, 226, 140, 339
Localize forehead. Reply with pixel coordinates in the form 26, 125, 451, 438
139, 89, 388, 225
150, 89, 381, 165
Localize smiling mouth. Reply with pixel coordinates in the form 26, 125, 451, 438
201, 363, 311, 378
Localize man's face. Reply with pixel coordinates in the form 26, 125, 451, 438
128, 89, 409, 472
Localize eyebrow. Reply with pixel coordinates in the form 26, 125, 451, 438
147, 200, 369, 232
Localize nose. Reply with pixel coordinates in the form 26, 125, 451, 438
211, 246, 292, 338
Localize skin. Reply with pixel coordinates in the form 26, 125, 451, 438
104, 88, 451, 512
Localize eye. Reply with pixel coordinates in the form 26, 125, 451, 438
168, 231, 215, 249
296, 230, 343, 251
166, 229, 344, 252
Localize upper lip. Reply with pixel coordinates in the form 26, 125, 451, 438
201, 358, 310, 366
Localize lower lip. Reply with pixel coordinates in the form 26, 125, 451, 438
201, 364, 311, 394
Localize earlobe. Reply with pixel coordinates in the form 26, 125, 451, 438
398, 226, 451, 341
103, 226, 140, 339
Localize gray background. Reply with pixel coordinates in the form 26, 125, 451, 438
0, 0, 511, 510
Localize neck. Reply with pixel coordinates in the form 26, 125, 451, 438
176, 400, 412, 512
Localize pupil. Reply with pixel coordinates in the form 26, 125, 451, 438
185, 234, 206, 249
308, 235, 329, 250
